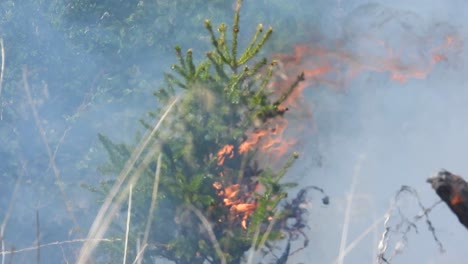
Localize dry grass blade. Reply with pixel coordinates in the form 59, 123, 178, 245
77, 95, 180, 264
0, 38, 4, 100
78, 146, 157, 263
59, 245, 69, 264
332, 215, 386, 264
132, 244, 147, 264
138, 153, 162, 264
337, 154, 365, 264
0, 239, 119, 256
123, 184, 133, 264
36, 210, 40, 264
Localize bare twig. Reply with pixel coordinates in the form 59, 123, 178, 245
22, 67, 81, 233
0, 239, 120, 256
377, 212, 391, 264
49, 69, 105, 170
59, 245, 69, 264
377, 186, 444, 263
49, 126, 72, 170
123, 184, 133, 264
77, 95, 180, 264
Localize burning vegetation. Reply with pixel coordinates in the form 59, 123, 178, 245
427, 170, 468, 229
91, 1, 463, 264
94, 1, 329, 263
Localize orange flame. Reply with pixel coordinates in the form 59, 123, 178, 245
217, 144, 235, 166
212, 180, 259, 229
231, 203, 258, 229
272, 32, 460, 91
212, 22, 461, 230
238, 130, 269, 154
223, 184, 240, 206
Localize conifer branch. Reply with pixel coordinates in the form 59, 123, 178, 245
231, 0, 242, 68
238, 26, 273, 65
205, 19, 231, 65
276, 72, 305, 104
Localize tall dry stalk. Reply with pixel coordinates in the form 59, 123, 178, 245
1, 162, 25, 264
123, 184, 133, 264
135, 153, 163, 264
0, 38, 4, 95
0, 239, 119, 257
132, 244, 147, 264
332, 215, 385, 264
22, 67, 82, 233
0, 38, 4, 120
77, 95, 180, 264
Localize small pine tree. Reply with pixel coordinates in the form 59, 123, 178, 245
93, 1, 322, 263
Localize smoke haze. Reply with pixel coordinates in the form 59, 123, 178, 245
0, 0, 467, 263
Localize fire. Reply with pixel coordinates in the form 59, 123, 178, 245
212, 13, 462, 230
233, 203, 257, 229
223, 184, 240, 206
238, 117, 296, 158
217, 144, 234, 166
215, 116, 296, 164
271, 30, 460, 90
259, 118, 298, 158
213, 181, 258, 229
238, 129, 268, 154
214, 118, 292, 229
